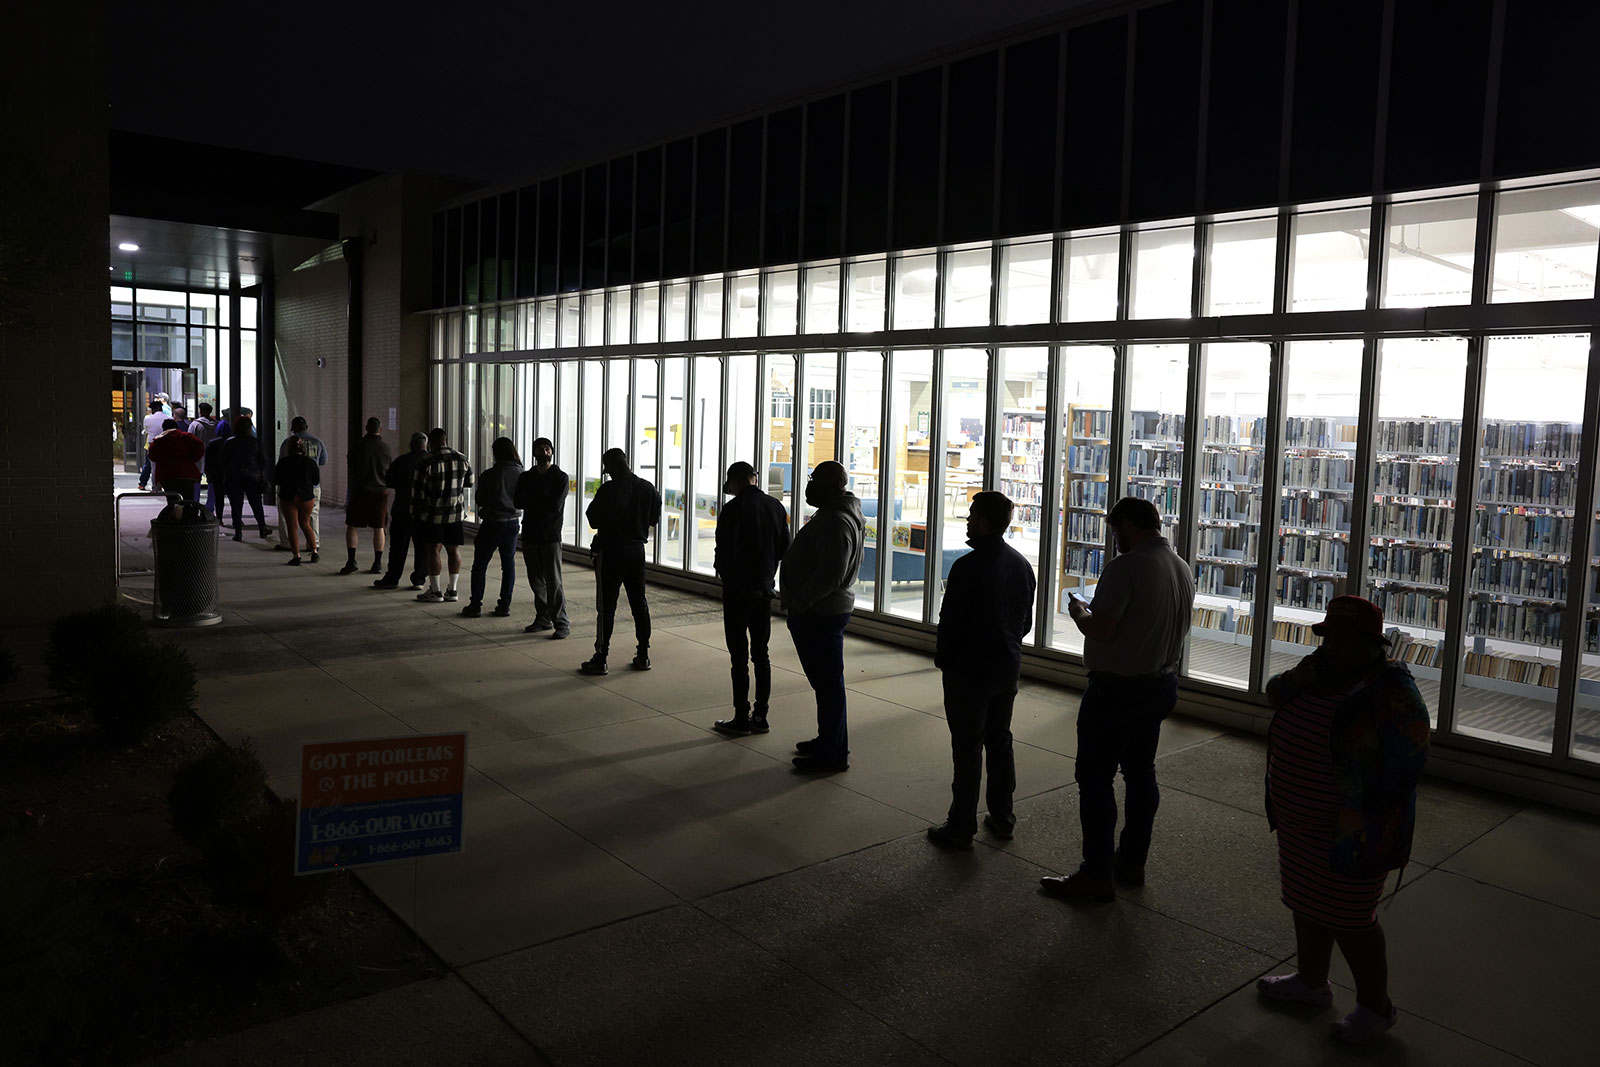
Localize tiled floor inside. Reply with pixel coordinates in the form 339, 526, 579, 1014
111, 498, 1600, 1066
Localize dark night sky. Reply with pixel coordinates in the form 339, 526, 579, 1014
108, 0, 1106, 188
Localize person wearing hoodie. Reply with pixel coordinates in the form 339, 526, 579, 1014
220, 415, 271, 541
780, 460, 865, 773
580, 448, 662, 676
462, 437, 525, 618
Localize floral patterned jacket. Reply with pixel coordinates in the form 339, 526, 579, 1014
1265, 659, 1432, 876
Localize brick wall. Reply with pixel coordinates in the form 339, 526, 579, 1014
0, 2, 113, 617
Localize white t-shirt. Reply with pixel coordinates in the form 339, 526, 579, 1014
143, 412, 167, 440
1083, 536, 1196, 677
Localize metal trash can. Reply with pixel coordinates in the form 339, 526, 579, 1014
151, 499, 222, 627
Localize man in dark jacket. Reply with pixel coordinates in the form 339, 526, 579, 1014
341, 417, 394, 575
204, 427, 231, 526
513, 437, 570, 638
780, 461, 866, 772
220, 415, 271, 541
580, 448, 661, 676
373, 432, 429, 590
711, 461, 791, 737
926, 492, 1037, 849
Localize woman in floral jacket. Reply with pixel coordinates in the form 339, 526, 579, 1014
1256, 595, 1430, 1045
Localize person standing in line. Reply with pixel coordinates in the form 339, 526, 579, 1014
411, 427, 474, 603
926, 492, 1037, 849
204, 412, 232, 526
341, 417, 394, 575
513, 436, 570, 637
137, 399, 166, 490
274, 437, 320, 565
276, 416, 327, 551
1041, 496, 1195, 903
462, 437, 524, 618
147, 418, 205, 501
220, 415, 271, 541
374, 432, 431, 590
171, 403, 190, 432
579, 448, 661, 676
710, 461, 790, 737
189, 403, 219, 516
779, 461, 865, 773
1256, 596, 1429, 1045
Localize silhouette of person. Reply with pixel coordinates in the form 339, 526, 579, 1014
926, 491, 1036, 849
580, 448, 661, 675
412, 427, 474, 603
373, 432, 430, 590
710, 460, 790, 737
514, 437, 570, 638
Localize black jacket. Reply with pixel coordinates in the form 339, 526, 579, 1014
714, 486, 790, 598
273, 455, 320, 502
585, 472, 661, 549
385, 449, 427, 519
935, 535, 1037, 681
514, 464, 568, 543
221, 433, 270, 482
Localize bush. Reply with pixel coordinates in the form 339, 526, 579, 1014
168, 739, 270, 847
46, 604, 145, 697
81, 640, 197, 745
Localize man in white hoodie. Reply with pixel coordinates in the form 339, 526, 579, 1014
779, 460, 865, 773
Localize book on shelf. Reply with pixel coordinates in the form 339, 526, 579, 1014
1283, 416, 1359, 449
1128, 411, 1185, 440
1463, 651, 1560, 688
1279, 494, 1349, 532
1373, 459, 1458, 498
1368, 544, 1452, 587
1126, 482, 1180, 515
1471, 552, 1568, 600
1197, 564, 1255, 596
1385, 629, 1444, 668
1127, 445, 1183, 477
1066, 512, 1106, 544
1199, 487, 1262, 522
1374, 418, 1462, 455
1472, 510, 1573, 554
1478, 465, 1578, 507
1480, 421, 1580, 461
1197, 526, 1258, 559
1071, 408, 1111, 438
1002, 412, 1046, 437
1067, 443, 1109, 474
1283, 454, 1355, 490
1276, 576, 1339, 612
1069, 479, 1108, 510
1467, 600, 1564, 647
1062, 546, 1106, 578
1199, 449, 1263, 483
1279, 534, 1347, 572
1371, 502, 1455, 542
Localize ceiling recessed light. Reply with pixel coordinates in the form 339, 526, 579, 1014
118, 242, 140, 252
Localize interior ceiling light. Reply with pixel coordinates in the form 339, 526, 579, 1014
1558, 205, 1600, 229
117, 242, 140, 252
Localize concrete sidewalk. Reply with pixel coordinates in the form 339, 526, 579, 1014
120, 512, 1600, 1066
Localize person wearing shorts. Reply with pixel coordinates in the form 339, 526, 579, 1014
341, 417, 393, 575
411, 427, 474, 603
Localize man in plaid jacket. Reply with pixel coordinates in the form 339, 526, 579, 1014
413, 427, 475, 603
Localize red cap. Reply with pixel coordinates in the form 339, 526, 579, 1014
1311, 595, 1390, 645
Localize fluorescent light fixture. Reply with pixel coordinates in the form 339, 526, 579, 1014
118, 242, 140, 252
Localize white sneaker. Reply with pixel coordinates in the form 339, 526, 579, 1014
443, 590, 459, 602
416, 590, 445, 603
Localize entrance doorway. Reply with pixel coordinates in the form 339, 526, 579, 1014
113, 366, 196, 477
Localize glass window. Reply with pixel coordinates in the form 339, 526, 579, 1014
240, 331, 257, 416
660, 357, 687, 566
1205, 217, 1278, 316
893, 251, 938, 329
763, 269, 799, 335
1289, 205, 1372, 312
932, 348, 989, 616
464, 310, 480, 355
846, 257, 887, 332
798, 353, 838, 525
579, 361, 604, 549
1051, 345, 1117, 655
762, 354, 797, 519
634, 285, 659, 344
632, 358, 660, 548
499, 306, 517, 351
725, 355, 759, 475
1130, 225, 1195, 319
520, 303, 539, 351
1124, 344, 1190, 532
803, 262, 841, 333
1491, 180, 1600, 303
663, 281, 689, 343
558, 362, 579, 543
582, 293, 604, 346
111, 286, 133, 319
1363, 336, 1469, 729
943, 247, 992, 327
1061, 233, 1121, 323
1262, 340, 1362, 686
537, 299, 557, 349
728, 272, 759, 337
240, 297, 258, 330
186, 291, 215, 325
1187, 342, 1271, 690
997, 347, 1049, 594
606, 359, 630, 459
537, 362, 557, 445
842, 350, 885, 604
1457, 334, 1588, 753
691, 356, 722, 574
1382, 195, 1477, 308
885, 350, 935, 620
998, 241, 1052, 325
608, 288, 630, 345
694, 276, 723, 340
559, 296, 580, 347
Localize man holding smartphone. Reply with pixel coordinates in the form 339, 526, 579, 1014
1043, 496, 1194, 903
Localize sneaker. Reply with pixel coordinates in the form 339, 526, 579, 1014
1255, 973, 1334, 1009
578, 658, 608, 676
309, 552, 319, 564
712, 713, 752, 737
460, 603, 482, 618
748, 714, 769, 735
1331, 1004, 1397, 1044
287, 556, 302, 566
339, 562, 360, 575
409, 580, 427, 590
794, 737, 822, 755
368, 562, 383, 574
232, 533, 243, 543
416, 590, 445, 603
443, 590, 459, 602
258, 527, 271, 539
926, 823, 974, 850
273, 543, 289, 552
550, 629, 570, 640
491, 604, 511, 617
373, 578, 399, 589
983, 813, 1015, 841
525, 619, 555, 633
630, 653, 651, 671
791, 753, 849, 773
1039, 872, 1115, 903
1113, 850, 1146, 887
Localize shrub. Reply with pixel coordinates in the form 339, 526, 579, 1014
168, 739, 269, 847
46, 604, 145, 697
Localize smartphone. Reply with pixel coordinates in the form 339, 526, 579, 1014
1068, 591, 1092, 608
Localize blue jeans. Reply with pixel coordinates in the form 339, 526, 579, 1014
1074, 673, 1176, 878
787, 612, 851, 758
469, 520, 519, 607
